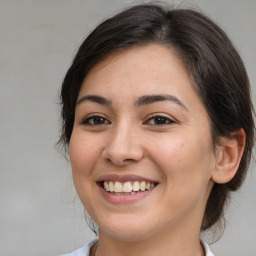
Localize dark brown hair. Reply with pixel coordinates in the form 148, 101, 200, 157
59, 3, 255, 232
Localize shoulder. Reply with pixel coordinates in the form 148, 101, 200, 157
201, 240, 215, 256
57, 239, 98, 256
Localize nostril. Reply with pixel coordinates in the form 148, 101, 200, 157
104, 156, 133, 166
105, 157, 114, 164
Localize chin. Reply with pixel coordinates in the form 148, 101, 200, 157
97, 216, 159, 242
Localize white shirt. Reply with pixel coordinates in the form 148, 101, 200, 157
58, 239, 215, 256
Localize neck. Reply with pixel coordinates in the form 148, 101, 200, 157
93, 222, 205, 256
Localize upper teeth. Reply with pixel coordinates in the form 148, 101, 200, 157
103, 181, 155, 193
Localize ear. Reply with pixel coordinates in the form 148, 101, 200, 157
211, 128, 246, 184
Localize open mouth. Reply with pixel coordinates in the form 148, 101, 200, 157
99, 180, 158, 195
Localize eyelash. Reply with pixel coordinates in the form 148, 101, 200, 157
81, 114, 175, 126
81, 115, 110, 125
144, 114, 175, 125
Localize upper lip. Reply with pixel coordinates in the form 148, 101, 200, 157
96, 174, 159, 183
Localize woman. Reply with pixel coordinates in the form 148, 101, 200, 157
58, 3, 255, 256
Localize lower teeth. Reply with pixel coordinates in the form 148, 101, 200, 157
111, 191, 137, 195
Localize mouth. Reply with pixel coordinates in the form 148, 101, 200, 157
99, 180, 158, 195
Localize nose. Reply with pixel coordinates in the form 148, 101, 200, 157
102, 122, 144, 166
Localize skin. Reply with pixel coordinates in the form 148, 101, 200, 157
69, 44, 223, 256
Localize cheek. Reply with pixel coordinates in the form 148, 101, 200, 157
69, 131, 99, 193
69, 134, 86, 172
69, 131, 99, 209
150, 134, 215, 213
150, 132, 214, 184
69, 130, 99, 170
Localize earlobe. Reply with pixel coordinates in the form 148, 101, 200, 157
211, 128, 246, 184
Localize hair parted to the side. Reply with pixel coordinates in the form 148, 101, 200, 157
59, 3, 255, 235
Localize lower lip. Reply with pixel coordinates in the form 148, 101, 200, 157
98, 185, 156, 204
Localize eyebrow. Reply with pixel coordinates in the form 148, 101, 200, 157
135, 94, 188, 111
76, 95, 112, 106
76, 94, 188, 111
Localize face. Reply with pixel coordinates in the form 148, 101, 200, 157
69, 44, 217, 241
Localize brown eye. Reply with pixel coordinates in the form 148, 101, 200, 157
82, 115, 110, 125
145, 115, 175, 125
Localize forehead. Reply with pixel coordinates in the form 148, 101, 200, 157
88, 44, 182, 74
80, 44, 193, 95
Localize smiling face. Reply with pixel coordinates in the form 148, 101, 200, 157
69, 44, 217, 242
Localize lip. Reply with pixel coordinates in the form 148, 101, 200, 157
96, 174, 159, 183
96, 174, 159, 204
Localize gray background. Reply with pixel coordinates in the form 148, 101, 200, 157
0, 0, 255, 255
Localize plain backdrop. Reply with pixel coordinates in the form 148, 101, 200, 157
0, 0, 255, 255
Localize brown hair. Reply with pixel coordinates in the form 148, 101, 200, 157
59, 3, 255, 233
